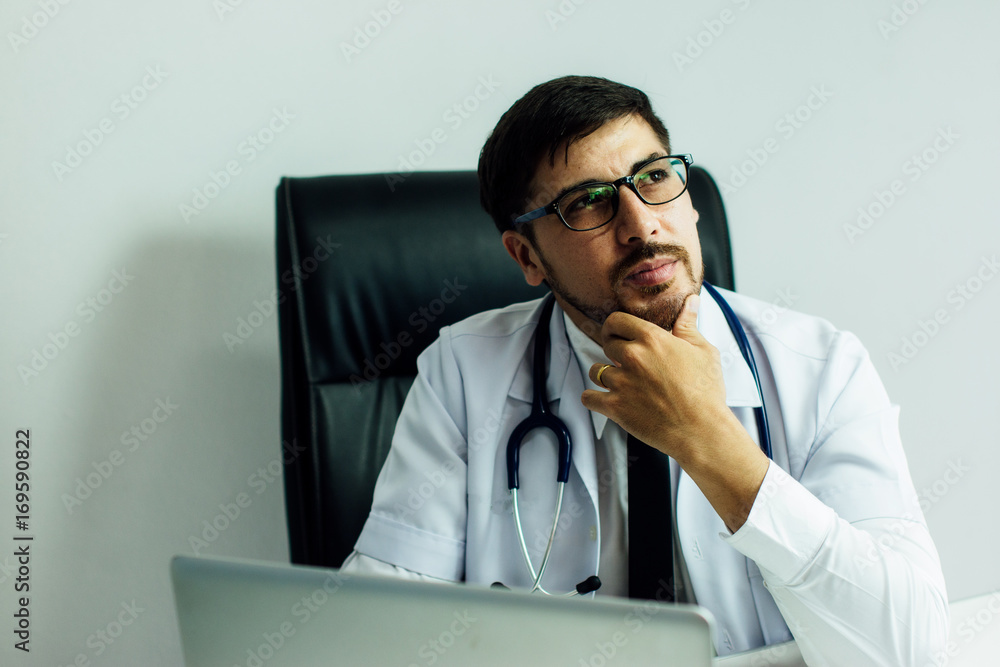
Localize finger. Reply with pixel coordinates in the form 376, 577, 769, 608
670, 293, 704, 344
600, 311, 654, 345
580, 388, 615, 418
600, 312, 656, 364
589, 362, 615, 389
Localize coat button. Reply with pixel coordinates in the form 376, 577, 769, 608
589, 525, 597, 541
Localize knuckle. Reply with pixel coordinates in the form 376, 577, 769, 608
619, 346, 642, 366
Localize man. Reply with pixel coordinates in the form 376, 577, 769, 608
342, 76, 948, 664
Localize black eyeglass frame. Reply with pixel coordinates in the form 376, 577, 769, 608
511, 154, 694, 232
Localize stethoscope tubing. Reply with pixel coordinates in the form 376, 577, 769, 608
701, 281, 772, 459
511, 484, 568, 595
504, 283, 771, 595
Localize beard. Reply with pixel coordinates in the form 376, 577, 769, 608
536, 241, 704, 332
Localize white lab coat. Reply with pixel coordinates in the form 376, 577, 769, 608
352, 285, 948, 663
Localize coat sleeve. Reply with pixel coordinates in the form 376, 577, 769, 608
340, 550, 448, 583
725, 330, 949, 667
352, 327, 470, 582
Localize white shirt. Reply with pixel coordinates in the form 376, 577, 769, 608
563, 309, 699, 602
343, 286, 949, 665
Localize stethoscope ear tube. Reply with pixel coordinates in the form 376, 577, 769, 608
506, 415, 572, 489
701, 282, 773, 460
506, 294, 572, 490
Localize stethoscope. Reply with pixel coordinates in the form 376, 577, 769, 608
502, 282, 772, 596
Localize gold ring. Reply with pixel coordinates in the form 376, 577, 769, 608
596, 364, 612, 389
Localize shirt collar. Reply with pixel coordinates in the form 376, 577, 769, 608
563, 284, 762, 440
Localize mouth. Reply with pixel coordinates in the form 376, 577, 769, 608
622, 258, 679, 288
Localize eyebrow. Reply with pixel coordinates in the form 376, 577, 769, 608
540, 151, 668, 205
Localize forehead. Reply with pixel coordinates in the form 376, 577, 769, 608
527, 115, 668, 205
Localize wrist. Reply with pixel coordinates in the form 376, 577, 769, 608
674, 411, 770, 532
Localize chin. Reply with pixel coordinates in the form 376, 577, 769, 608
624, 280, 701, 331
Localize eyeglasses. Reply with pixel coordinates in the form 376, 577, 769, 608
512, 154, 693, 232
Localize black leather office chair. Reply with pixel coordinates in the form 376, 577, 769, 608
276, 168, 734, 568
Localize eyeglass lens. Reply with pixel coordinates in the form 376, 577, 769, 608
557, 156, 688, 230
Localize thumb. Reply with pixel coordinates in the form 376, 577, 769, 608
671, 293, 702, 341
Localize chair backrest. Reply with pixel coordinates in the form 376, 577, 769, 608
276, 167, 734, 568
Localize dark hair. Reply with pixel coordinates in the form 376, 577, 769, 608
478, 75, 671, 235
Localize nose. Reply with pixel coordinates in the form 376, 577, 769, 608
613, 183, 661, 245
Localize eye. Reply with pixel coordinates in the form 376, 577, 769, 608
636, 168, 671, 187
563, 186, 614, 213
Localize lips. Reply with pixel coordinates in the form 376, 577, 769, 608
623, 259, 678, 287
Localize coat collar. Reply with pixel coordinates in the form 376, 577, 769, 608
509, 286, 762, 437
507, 297, 574, 407
697, 284, 764, 409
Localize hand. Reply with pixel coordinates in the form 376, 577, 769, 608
580, 293, 769, 531
580, 294, 727, 463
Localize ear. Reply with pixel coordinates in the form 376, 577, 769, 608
502, 230, 547, 287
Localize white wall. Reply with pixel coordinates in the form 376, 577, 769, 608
2, 1, 997, 664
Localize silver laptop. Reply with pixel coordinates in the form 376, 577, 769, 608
171, 555, 716, 666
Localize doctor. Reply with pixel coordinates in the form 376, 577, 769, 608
342, 76, 948, 665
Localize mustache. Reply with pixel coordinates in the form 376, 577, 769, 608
610, 242, 690, 287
